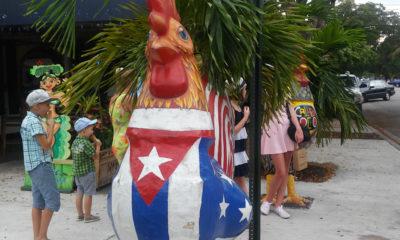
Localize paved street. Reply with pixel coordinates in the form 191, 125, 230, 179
363, 88, 400, 148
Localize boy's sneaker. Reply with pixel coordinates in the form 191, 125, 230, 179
273, 206, 290, 219
77, 215, 84, 221
84, 215, 100, 223
260, 201, 272, 215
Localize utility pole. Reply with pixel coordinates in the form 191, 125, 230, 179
249, 0, 263, 239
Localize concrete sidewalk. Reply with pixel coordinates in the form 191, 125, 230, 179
1, 137, 399, 239
249, 138, 400, 240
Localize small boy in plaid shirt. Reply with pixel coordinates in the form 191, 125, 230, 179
71, 117, 102, 223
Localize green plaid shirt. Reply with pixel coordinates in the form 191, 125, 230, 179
71, 136, 96, 176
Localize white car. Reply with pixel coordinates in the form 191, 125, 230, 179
339, 72, 364, 110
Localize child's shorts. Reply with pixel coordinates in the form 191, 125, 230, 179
28, 162, 60, 211
75, 171, 96, 196
234, 163, 249, 178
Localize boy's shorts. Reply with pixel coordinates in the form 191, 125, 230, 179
28, 162, 60, 212
75, 171, 96, 196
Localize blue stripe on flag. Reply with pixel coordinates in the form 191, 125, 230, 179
199, 137, 251, 239
199, 138, 223, 240
131, 180, 170, 240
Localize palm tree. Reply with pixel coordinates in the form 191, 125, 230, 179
25, 0, 366, 143
308, 20, 367, 144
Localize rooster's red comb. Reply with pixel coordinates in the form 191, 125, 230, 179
147, 0, 181, 35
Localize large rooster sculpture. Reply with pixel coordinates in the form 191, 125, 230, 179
108, 0, 251, 239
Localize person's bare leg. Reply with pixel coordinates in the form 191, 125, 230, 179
32, 207, 42, 240
234, 176, 248, 195
76, 194, 84, 217
274, 151, 293, 207
84, 195, 93, 218
38, 208, 53, 240
265, 153, 286, 203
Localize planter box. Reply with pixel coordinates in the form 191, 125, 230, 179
96, 149, 119, 189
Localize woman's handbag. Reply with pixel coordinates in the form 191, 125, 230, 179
286, 104, 311, 143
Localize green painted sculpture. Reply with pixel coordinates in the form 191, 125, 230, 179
31, 64, 71, 160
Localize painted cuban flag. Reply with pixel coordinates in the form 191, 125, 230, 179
108, 108, 252, 240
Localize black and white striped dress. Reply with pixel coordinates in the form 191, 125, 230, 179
234, 109, 249, 178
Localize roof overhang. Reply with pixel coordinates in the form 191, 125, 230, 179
1, 0, 146, 31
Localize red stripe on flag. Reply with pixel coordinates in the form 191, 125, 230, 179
202, 75, 235, 178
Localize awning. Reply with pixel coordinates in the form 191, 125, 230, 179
0, 0, 147, 27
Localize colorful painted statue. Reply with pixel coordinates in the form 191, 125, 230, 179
285, 63, 317, 205
284, 63, 317, 206
109, 64, 235, 177
108, 0, 251, 239
31, 64, 71, 160
291, 63, 318, 141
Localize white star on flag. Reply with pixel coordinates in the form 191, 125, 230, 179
138, 146, 172, 181
239, 199, 252, 222
219, 195, 230, 219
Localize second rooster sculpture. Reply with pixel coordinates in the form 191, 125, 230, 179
108, 0, 252, 239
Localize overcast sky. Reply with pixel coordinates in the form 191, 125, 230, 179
354, 0, 400, 12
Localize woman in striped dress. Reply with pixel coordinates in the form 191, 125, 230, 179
231, 79, 250, 195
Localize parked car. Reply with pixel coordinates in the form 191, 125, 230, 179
361, 80, 395, 101
388, 79, 400, 87
339, 73, 363, 109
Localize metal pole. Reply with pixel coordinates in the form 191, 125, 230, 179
249, 0, 263, 240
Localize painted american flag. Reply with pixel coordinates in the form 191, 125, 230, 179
202, 77, 235, 178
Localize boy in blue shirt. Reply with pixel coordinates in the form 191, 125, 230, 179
71, 117, 102, 223
21, 89, 60, 240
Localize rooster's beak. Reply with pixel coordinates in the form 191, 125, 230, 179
149, 39, 179, 64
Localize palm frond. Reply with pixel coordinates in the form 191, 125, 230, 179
313, 20, 364, 52
59, 3, 149, 114
177, 0, 261, 93
60, 0, 262, 114
25, 0, 77, 58
27, 0, 367, 145
295, 0, 336, 22
307, 20, 367, 144
260, 1, 315, 123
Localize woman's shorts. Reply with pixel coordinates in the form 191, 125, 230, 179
75, 171, 96, 196
28, 162, 60, 211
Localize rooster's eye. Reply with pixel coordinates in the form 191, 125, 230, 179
178, 29, 188, 40
147, 33, 150, 40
